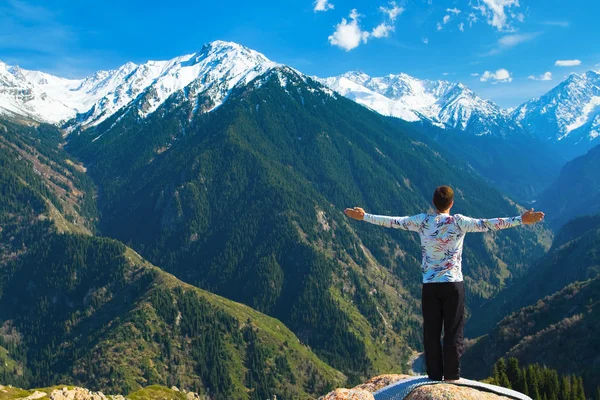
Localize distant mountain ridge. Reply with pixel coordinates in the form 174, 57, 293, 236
1, 41, 598, 159
0, 41, 279, 129
536, 143, 600, 228
513, 70, 600, 157
317, 71, 519, 137
320, 69, 600, 158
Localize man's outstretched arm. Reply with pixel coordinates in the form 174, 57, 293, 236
456, 208, 545, 233
344, 207, 424, 232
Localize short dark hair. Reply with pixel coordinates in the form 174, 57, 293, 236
433, 186, 454, 212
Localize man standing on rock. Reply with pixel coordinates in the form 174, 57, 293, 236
344, 186, 545, 382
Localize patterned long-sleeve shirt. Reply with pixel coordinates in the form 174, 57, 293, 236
363, 212, 523, 283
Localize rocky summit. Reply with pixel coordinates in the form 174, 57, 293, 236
0, 385, 203, 400
320, 375, 517, 400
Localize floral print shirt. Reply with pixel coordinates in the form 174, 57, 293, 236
363, 212, 523, 283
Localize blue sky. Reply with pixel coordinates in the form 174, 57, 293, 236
0, 0, 599, 107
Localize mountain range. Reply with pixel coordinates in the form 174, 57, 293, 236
1, 40, 598, 397
319, 69, 600, 159
1, 41, 598, 160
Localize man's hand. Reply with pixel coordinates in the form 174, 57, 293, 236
344, 207, 366, 221
521, 208, 545, 225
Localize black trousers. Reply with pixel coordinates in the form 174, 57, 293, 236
421, 281, 465, 380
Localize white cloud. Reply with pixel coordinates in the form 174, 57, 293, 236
443, 15, 451, 24
370, 1, 403, 39
512, 12, 525, 23
446, 7, 461, 14
314, 0, 334, 12
555, 59, 581, 67
470, 73, 480, 76
498, 32, 541, 47
459, 22, 465, 32
468, 12, 478, 27
480, 68, 513, 83
328, 9, 369, 51
442, 72, 450, 76
379, 1, 404, 22
436, 22, 443, 31
482, 32, 540, 56
472, 0, 521, 31
422, 37, 429, 44
371, 23, 393, 38
528, 72, 552, 81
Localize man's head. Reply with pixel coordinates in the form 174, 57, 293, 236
433, 186, 454, 213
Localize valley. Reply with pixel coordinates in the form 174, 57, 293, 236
1, 40, 599, 399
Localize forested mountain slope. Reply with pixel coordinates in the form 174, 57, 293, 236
66, 67, 549, 380
467, 214, 600, 337
463, 277, 600, 391
537, 143, 600, 228
0, 119, 344, 399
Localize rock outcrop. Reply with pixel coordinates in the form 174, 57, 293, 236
320, 375, 516, 400
0, 385, 201, 400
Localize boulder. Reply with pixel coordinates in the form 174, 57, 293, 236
320, 388, 375, 400
405, 384, 512, 400
321, 375, 519, 400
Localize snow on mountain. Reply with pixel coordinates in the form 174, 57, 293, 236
2, 39, 600, 155
513, 70, 600, 146
317, 71, 518, 136
0, 41, 279, 129
0, 61, 76, 123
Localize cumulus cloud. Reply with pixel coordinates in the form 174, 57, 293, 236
314, 0, 334, 12
528, 72, 552, 81
443, 15, 451, 24
470, 73, 480, 76
459, 22, 465, 32
328, 9, 369, 51
422, 37, 429, 44
379, 1, 404, 21
370, 1, 403, 39
555, 59, 581, 67
436, 22, 443, 31
446, 7, 461, 14
371, 22, 393, 38
472, 0, 521, 31
480, 68, 513, 83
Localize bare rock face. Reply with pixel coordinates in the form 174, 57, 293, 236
353, 374, 412, 392
320, 388, 374, 400
49, 387, 108, 400
321, 375, 517, 400
406, 384, 512, 400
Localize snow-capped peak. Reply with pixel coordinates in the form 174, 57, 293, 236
0, 41, 279, 129
512, 70, 600, 144
317, 70, 514, 135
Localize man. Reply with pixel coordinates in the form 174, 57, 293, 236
343, 186, 544, 382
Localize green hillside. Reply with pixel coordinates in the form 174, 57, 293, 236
0, 234, 344, 399
66, 68, 549, 380
463, 277, 599, 391
537, 143, 600, 228
0, 119, 343, 398
467, 214, 600, 337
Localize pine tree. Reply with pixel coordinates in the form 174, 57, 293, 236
574, 376, 585, 400
507, 358, 523, 392
561, 376, 572, 400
